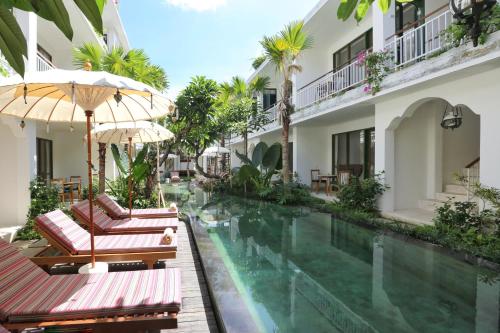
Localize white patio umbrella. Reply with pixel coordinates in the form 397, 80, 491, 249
0, 69, 174, 271
202, 146, 231, 176
89, 121, 174, 215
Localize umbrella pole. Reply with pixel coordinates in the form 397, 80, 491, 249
128, 137, 132, 220
85, 110, 96, 269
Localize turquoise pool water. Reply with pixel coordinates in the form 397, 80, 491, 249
188, 193, 499, 333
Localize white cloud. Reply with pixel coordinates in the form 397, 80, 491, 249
164, 0, 226, 11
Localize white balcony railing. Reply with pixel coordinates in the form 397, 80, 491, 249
36, 54, 55, 72
296, 59, 367, 110
265, 104, 279, 124
385, 9, 453, 70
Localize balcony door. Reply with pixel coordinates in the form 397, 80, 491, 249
36, 138, 53, 182
263, 88, 277, 110
331, 128, 375, 178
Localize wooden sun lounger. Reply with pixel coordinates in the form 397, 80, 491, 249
72, 200, 178, 235
96, 193, 179, 219
0, 239, 181, 332
33, 210, 176, 269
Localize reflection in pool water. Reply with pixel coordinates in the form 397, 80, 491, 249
175, 185, 500, 332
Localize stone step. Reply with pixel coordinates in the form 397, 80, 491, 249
418, 199, 447, 212
435, 192, 468, 203
444, 184, 467, 195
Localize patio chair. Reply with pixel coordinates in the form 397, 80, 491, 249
32, 210, 177, 269
69, 176, 82, 200
170, 171, 181, 183
310, 169, 327, 192
50, 178, 71, 203
331, 170, 351, 193
96, 193, 178, 219
72, 200, 178, 235
0, 239, 181, 332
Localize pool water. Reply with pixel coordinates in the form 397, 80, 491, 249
187, 193, 500, 333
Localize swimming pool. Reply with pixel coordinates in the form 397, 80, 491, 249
188, 193, 499, 333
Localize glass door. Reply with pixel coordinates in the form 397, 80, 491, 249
36, 138, 53, 182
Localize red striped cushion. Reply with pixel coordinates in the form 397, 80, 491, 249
0, 324, 9, 333
129, 207, 178, 218
0, 240, 49, 321
78, 233, 177, 254
35, 210, 90, 254
7, 268, 181, 322
71, 200, 113, 233
96, 194, 126, 219
102, 217, 178, 232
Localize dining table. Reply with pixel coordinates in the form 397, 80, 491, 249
318, 174, 336, 196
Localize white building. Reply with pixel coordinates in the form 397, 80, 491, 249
229, 0, 500, 225
0, 1, 130, 240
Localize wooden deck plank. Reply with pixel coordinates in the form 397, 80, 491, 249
162, 222, 219, 333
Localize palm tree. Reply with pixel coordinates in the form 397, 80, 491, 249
220, 75, 270, 156
73, 43, 169, 193
260, 21, 312, 183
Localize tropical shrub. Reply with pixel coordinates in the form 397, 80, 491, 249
358, 50, 391, 95
16, 179, 61, 240
82, 183, 99, 200
233, 142, 283, 192
337, 173, 388, 213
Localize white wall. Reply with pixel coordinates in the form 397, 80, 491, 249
0, 118, 34, 228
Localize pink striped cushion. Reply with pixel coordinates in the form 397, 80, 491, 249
35, 210, 90, 254
96, 194, 126, 218
81, 233, 177, 254
96, 194, 178, 219
7, 268, 181, 323
0, 324, 9, 333
71, 200, 113, 233
73, 200, 178, 232
0, 240, 49, 321
129, 207, 178, 218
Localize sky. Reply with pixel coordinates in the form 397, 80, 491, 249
119, 0, 318, 99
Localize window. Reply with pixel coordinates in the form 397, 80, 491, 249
37, 45, 52, 63
333, 29, 373, 72
262, 88, 277, 110
36, 138, 53, 182
395, 1, 425, 34
332, 128, 375, 178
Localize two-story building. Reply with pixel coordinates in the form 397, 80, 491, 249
229, 0, 500, 225
0, 0, 130, 240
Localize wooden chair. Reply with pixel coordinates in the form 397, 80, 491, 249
50, 178, 68, 203
331, 170, 351, 193
69, 176, 82, 200
311, 169, 320, 192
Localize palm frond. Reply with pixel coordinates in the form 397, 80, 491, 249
72, 42, 103, 70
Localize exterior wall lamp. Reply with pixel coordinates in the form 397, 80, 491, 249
441, 104, 463, 130
449, 0, 497, 46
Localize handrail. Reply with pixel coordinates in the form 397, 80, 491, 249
385, 3, 449, 41
465, 157, 480, 169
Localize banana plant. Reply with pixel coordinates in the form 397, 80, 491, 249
234, 142, 282, 191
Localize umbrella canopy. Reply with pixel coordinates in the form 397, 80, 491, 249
0, 70, 174, 123
202, 146, 230, 156
89, 121, 174, 215
0, 69, 174, 271
89, 121, 174, 144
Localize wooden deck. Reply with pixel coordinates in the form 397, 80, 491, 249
166, 221, 219, 333
18, 220, 219, 333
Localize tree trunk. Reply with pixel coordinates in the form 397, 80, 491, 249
98, 143, 106, 194
243, 130, 248, 157
220, 135, 226, 174
281, 79, 292, 184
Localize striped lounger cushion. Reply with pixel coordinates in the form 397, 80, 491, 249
96, 194, 178, 219
72, 200, 178, 233
35, 210, 177, 254
0, 325, 9, 333
0, 239, 181, 323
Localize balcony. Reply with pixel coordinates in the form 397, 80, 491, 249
36, 53, 55, 71
296, 59, 367, 110
295, 8, 453, 112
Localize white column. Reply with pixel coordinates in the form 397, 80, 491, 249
375, 111, 395, 212
14, 10, 37, 72
426, 108, 443, 197
480, 109, 500, 189
292, 126, 299, 180
372, 2, 395, 51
